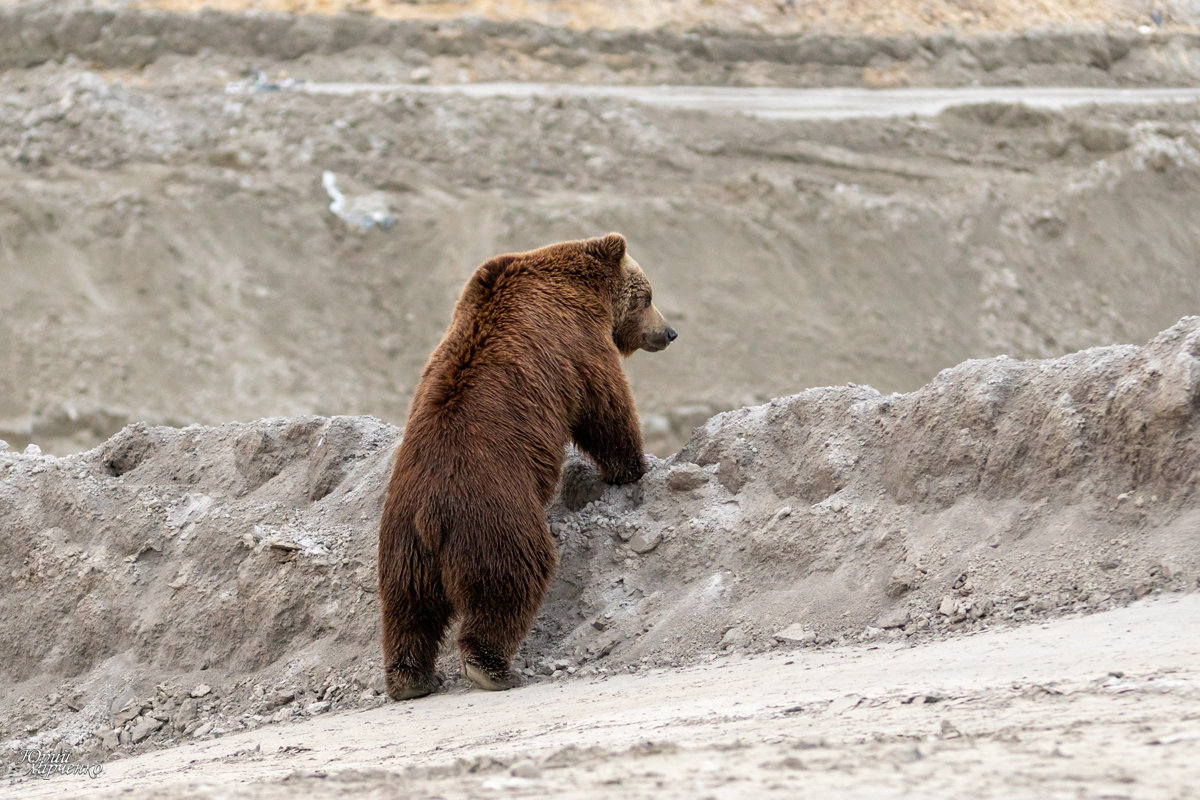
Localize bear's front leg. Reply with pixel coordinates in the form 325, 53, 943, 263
572, 366, 647, 485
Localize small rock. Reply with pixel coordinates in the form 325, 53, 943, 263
130, 716, 163, 743
721, 627, 750, 648
887, 563, 922, 597
410, 66, 433, 84
511, 759, 540, 779
23, 443, 42, 456
99, 729, 120, 750
716, 459, 745, 493
875, 607, 911, 629
1077, 121, 1131, 153
190, 684, 213, 698
769, 506, 793, 525
967, 597, 993, 619
667, 463, 709, 491
191, 722, 213, 738
628, 530, 661, 554
773, 624, 817, 645
172, 698, 198, 732
937, 595, 956, 616
939, 719, 962, 739
113, 701, 146, 725
264, 689, 296, 710
1044, 132, 1072, 159
306, 701, 331, 715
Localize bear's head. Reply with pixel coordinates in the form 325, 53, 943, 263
588, 233, 677, 357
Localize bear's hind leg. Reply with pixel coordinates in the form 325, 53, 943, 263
382, 587, 451, 701
448, 516, 556, 692
460, 641, 524, 692
379, 521, 453, 701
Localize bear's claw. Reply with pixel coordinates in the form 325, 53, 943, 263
386, 669, 443, 701
462, 660, 524, 692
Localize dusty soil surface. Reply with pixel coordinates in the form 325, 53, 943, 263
10, 595, 1200, 799
2, 318, 1198, 795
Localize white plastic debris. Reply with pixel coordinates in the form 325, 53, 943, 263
321, 171, 396, 229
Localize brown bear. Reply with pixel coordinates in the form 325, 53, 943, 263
378, 233, 675, 700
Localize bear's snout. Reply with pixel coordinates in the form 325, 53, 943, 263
639, 301, 676, 353
644, 325, 676, 352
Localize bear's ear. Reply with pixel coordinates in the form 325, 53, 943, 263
587, 232, 626, 265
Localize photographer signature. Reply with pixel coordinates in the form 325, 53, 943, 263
19, 748, 104, 779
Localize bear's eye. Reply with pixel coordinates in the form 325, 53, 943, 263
643, 296, 653, 309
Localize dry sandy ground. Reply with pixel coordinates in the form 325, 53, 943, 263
10, 595, 1200, 799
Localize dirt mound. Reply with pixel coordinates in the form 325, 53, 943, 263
2, 318, 1197, 775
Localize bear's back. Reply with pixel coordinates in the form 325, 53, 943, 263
394, 250, 619, 511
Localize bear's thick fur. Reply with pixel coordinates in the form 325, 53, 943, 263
378, 233, 675, 700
